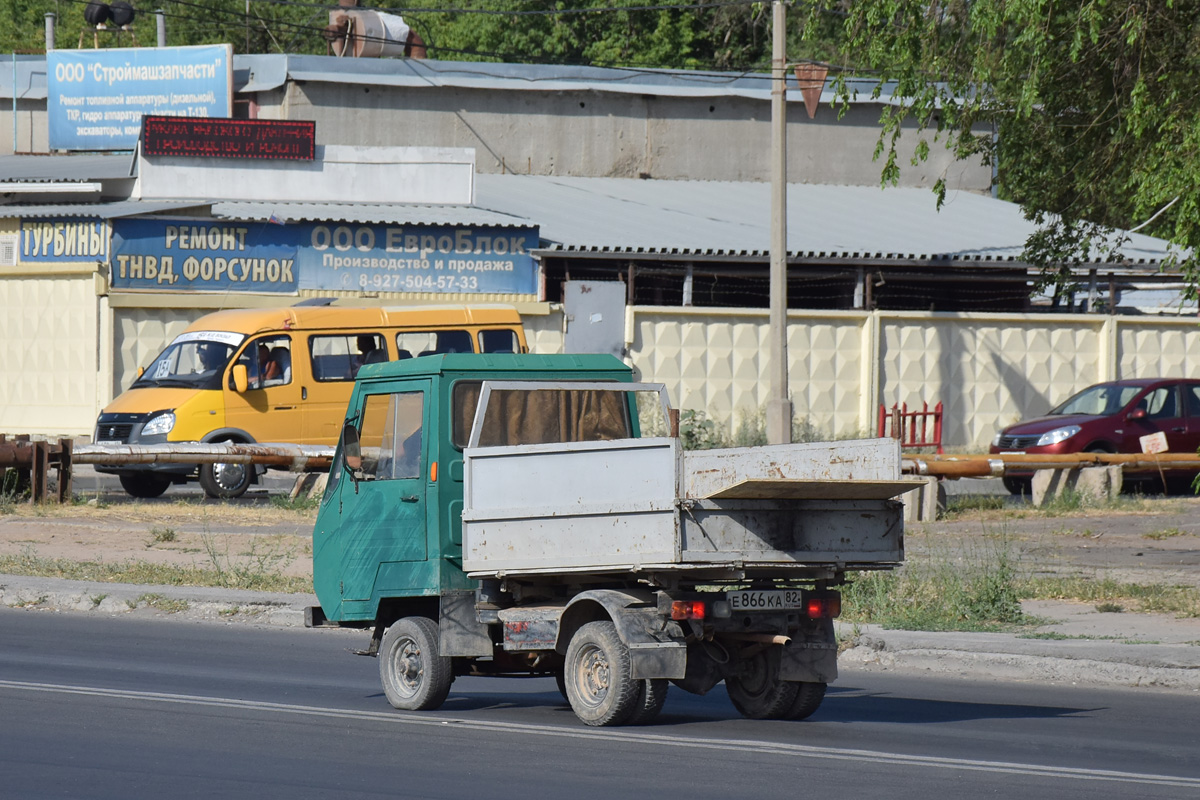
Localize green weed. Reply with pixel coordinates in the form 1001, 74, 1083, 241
942, 494, 1006, 518
268, 494, 322, 512
137, 593, 189, 613
1020, 575, 1200, 617
841, 537, 1025, 632
1142, 527, 1190, 540
148, 526, 177, 545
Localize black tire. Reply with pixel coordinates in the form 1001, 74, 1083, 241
554, 671, 569, 702
119, 473, 171, 499
785, 681, 827, 720
564, 621, 639, 727
198, 460, 251, 499
626, 679, 669, 725
379, 617, 453, 711
726, 650, 798, 720
1001, 477, 1030, 496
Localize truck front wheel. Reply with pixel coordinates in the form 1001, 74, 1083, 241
379, 617, 452, 711
564, 621, 639, 727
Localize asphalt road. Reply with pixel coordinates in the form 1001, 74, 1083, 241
2, 611, 1198, 799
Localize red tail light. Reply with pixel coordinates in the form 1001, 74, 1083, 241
670, 600, 706, 620
805, 593, 841, 619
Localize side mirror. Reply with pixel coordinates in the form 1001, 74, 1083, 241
137, 366, 145, 378
1128, 408, 1147, 421
341, 423, 363, 491
231, 364, 249, 394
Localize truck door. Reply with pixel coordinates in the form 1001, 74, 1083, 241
319, 384, 430, 604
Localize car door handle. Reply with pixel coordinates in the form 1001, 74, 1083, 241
401, 495, 420, 503
273, 405, 297, 411
1172, 426, 1186, 432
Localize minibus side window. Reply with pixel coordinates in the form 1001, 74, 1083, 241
310, 333, 386, 381
479, 329, 519, 354
396, 330, 473, 358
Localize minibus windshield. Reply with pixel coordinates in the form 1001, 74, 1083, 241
130, 331, 245, 391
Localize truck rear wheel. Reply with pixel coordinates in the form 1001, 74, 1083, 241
785, 681, 827, 720
379, 617, 452, 711
564, 621, 639, 727
726, 650, 798, 719
627, 679, 669, 725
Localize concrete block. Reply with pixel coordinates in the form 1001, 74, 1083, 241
1032, 466, 1122, 506
900, 476, 946, 522
1075, 465, 1123, 502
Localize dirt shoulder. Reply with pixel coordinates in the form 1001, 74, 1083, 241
912, 495, 1200, 589
0, 500, 315, 580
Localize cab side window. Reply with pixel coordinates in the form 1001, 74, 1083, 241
357, 391, 425, 481
310, 333, 385, 381
1187, 385, 1200, 417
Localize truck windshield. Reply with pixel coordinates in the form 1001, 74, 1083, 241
130, 331, 245, 391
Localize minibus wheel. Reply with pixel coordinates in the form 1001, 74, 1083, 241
199, 460, 251, 499
119, 473, 171, 499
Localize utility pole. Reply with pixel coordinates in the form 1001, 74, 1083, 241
766, 0, 792, 444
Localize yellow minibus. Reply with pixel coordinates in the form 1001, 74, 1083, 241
94, 304, 527, 498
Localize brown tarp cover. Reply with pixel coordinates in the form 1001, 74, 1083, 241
458, 387, 632, 447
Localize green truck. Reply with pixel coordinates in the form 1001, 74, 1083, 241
310, 353, 909, 726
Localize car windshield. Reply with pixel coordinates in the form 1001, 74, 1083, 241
1050, 384, 1143, 416
131, 331, 245, 391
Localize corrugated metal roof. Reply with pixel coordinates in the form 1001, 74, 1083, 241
0, 53, 897, 107
253, 54, 889, 105
0, 154, 136, 182
0, 200, 210, 219
209, 201, 532, 227
474, 175, 1175, 267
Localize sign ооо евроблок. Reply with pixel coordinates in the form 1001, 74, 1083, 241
108, 220, 540, 295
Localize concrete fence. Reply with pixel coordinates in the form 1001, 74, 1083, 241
531, 307, 1200, 451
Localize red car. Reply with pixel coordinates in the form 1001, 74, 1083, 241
990, 378, 1200, 494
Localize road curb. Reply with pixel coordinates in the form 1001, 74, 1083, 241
0, 574, 315, 627
840, 627, 1200, 691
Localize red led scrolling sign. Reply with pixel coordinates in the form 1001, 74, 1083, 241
141, 116, 316, 161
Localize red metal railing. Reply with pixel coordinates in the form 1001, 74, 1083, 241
877, 401, 943, 454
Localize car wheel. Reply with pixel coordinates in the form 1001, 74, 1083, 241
1001, 477, 1030, 496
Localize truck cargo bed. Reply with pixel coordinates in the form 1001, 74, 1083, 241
462, 437, 911, 578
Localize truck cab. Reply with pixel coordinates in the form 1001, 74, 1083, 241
313, 353, 636, 624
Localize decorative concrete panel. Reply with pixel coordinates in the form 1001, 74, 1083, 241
0, 276, 97, 435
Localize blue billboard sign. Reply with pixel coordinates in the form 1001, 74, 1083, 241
19, 219, 108, 263
48, 45, 233, 151
109, 219, 540, 295
111, 219, 300, 293
296, 223, 539, 295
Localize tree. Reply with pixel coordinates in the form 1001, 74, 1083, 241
800, 1, 1200, 296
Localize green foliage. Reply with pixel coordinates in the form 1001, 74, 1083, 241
801, 1, 1200, 296
842, 537, 1025, 631
423, 1, 774, 69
